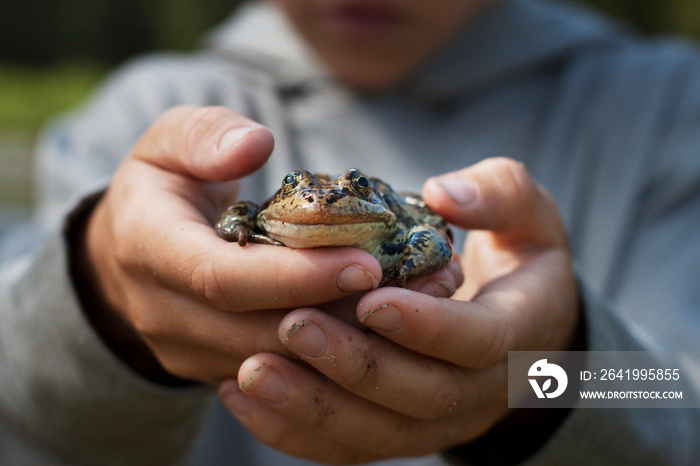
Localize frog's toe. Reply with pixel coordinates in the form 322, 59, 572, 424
234, 226, 250, 246
249, 234, 285, 246
216, 221, 249, 245
378, 268, 401, 288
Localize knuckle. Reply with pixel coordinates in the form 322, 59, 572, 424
252, 418, 291, 450
178, 104, 230, 124
127, 296, 163, 339
378, 421, 423, 456
111, 222, 143, 275
494, 156, 528, 180
279, 271, 309, 305
339, 341, 386, 394
304, 391, 341, 432
499, 158, 536, 209
481, 157, 541, 231
157, 354, 192, 380
414, 381, 463, 421
189, 253, 229, 308
188, 245, 262, 312
111, 237, 134, 273
182, 105, 233, 151
159, 104, 195, 122
126, 297, 200, 380
106, 185, 152, 275
475, 321, 513, 368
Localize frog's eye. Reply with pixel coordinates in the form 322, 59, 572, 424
282, 171, 300, 191
351, 172, 372, 197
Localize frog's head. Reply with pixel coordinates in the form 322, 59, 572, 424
258, 168, 397, 248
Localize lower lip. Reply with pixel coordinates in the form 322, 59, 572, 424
327, 5, 402, 38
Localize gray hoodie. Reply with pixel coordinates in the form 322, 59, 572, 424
2, 0, 700, 464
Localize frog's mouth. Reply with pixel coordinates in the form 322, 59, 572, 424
261, 219, 392, 249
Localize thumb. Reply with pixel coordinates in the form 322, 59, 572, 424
422, 157, 566, 248
130, 105, 274, 181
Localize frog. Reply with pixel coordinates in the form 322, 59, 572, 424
216, 168, 453, 287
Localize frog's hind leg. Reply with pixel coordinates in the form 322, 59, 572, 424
393, 225, 452, 287
219, 223, 251, 246
217, 220, 284, 246
216, 201, 284, 247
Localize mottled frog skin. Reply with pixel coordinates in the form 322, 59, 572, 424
216, 169, 452, 287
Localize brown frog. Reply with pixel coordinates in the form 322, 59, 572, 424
216, 168, 452, 287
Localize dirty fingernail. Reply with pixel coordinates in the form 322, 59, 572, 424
336, 264, 379, 292
360, 304, 403, 332
219, 380, 254, 418
419, 279, 455, 298
239, 363, 289, 404
282, 320, 328, 358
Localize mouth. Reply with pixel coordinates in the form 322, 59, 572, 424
262, 220, 390, 249
326, 1, 403, 38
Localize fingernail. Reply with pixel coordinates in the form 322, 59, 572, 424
419, 279, 455, 298
282, 320, 328, 358
239, 363, 289, 404
219, 380, 254, 418
336, 264, 379, 292
433, 177, 477, 204
360, 304, 403, 332
218, 125, 264, 152
219, 378, 240, 398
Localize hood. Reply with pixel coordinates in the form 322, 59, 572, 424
205, 0, 627, 102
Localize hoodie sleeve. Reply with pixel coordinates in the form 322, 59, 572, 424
529, 57, 700, 464
444, 41, 700, 466
0, 55, 246, 465
0, 218, 213, 465
443, 276, 700, 466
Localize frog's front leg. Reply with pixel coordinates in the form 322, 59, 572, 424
216, 201, 284, 247
381, 225, 453, 287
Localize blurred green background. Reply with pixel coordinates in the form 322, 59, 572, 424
1, 0, 700, 222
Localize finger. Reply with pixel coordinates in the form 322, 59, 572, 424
421, 157, 579, 353
219, 381, 383, 464
404, 256, 463, 298
224, 354, 498, 458
422, 157, 566, 248
102, 163, 383, 313
195, 244, 383, 312
358, 258, 578, 368
131, 105, 275, 181
110, 212, 382, 311
126, 289, 291, 384
357, 288, 508, 367
277, 308, 506, 419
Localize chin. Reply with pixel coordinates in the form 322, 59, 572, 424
330, 62, 411, 92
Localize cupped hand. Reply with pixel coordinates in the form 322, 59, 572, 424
219, 157, 580, 463
74, 105, 383, 385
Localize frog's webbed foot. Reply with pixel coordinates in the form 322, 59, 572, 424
246, 233, 285, 247
381, 225, 452, 288
220, 224, 284, 247
216, 201, 284, 247
218, 223, 251, 246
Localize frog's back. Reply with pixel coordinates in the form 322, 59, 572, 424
369, 177, 447, 231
